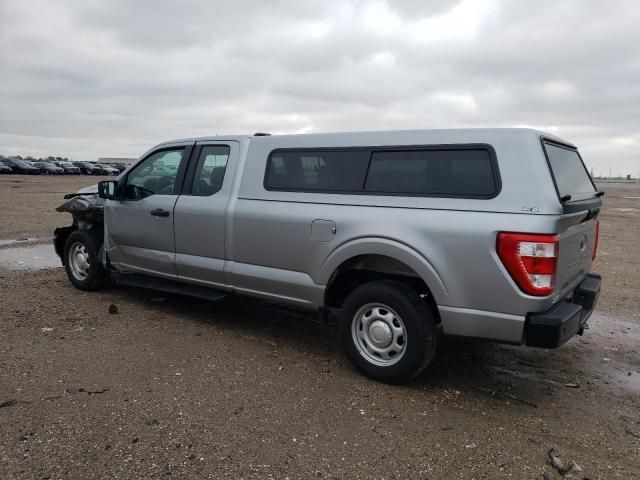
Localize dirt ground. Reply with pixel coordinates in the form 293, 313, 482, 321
0, 175, 639, 479
0, 175, 111, 240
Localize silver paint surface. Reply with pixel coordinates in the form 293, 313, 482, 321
62, 129, 598, 344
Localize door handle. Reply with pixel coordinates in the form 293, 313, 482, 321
150, 208, 170, 217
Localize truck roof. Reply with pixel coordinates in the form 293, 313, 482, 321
157, 128, 574, 149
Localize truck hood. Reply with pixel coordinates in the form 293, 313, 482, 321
56, 184, 103, 213
77, 184, 99, 194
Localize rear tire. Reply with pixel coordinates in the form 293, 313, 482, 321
63, 230, 109, 291
339, 280, 437, 383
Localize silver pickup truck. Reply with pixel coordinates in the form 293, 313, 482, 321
54, 129, 603, 383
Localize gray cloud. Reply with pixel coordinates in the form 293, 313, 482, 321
0, 0, 638, 176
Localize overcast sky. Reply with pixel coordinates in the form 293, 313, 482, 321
1, 0, 639, 175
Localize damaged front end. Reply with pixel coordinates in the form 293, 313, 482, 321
53, 185, 104, 262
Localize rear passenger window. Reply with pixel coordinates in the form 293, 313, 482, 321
365, 149, 497, 196
264, 146, 499, 198
192, 145, 230, 196
265, 150, 370, 191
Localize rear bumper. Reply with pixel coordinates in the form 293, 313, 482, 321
525, 273, 601, 348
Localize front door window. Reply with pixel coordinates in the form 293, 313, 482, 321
125, 148, 185, 199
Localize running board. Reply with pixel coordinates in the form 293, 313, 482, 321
117, 274, 228, 302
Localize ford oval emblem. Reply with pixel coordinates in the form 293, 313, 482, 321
579, 235, 587, 251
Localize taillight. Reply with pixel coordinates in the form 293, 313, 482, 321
497, 233, 559, 296
592, 219, 600, 261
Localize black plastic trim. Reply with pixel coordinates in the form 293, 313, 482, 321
525, 273, 601, 348
526, 302, 583, 348
118, 273, 228, 302
562, 198, 602, 215
173, 144, 195, 195
573, 273, 601, 312
182, 144, 202, 194
263, 143, 502, 200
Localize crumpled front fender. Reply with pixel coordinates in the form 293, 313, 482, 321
54, 185, 106, 262
55, 182, 104, 229
56, 194, 103, 213
55, 184, 102, 214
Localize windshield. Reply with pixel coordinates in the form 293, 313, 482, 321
543, 142, 596, 200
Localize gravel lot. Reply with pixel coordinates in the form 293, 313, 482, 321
1, 175, 639, 479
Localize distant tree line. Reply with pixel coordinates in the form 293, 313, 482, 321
0, 154, 73, 162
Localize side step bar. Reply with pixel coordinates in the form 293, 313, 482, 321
117, 274, 228, 302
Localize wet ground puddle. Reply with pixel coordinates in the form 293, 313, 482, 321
0, 241, 60, 271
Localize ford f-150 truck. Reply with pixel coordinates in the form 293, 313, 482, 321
54, 129, 603, 383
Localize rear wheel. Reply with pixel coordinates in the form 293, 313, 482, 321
64, 230, 109, 291
339, 280, 437, 383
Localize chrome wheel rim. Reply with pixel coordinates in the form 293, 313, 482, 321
351, 303, 406, 366
68, 242, 90, 281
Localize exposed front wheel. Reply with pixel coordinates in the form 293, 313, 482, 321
339, 280, 437, 383
64, 230, 109, 291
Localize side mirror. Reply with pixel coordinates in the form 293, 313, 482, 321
98, 180, 118, 200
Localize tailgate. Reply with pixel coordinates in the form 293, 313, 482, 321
555, 217, 597, 293
541, 138, 602, 295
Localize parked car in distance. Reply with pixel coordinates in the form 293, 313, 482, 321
0, 162, 13, 174
54, 129, 603, 383
3, 158, 41, 174
97, 162, 126, 173
73, 161, 103, 175
87, 163, 114, 175
108, 163, 127, 173
97, 164, 120, 175
55, 161, 81, 174
32, 161, 65, 175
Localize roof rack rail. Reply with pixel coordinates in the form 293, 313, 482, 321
253, 132, 271, 136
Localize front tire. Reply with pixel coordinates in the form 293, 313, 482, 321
63, 230, 108, 291
339, 280, 437, 383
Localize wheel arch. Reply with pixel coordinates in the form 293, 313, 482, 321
53, 225, 77, 262
320, 238, 447, 317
